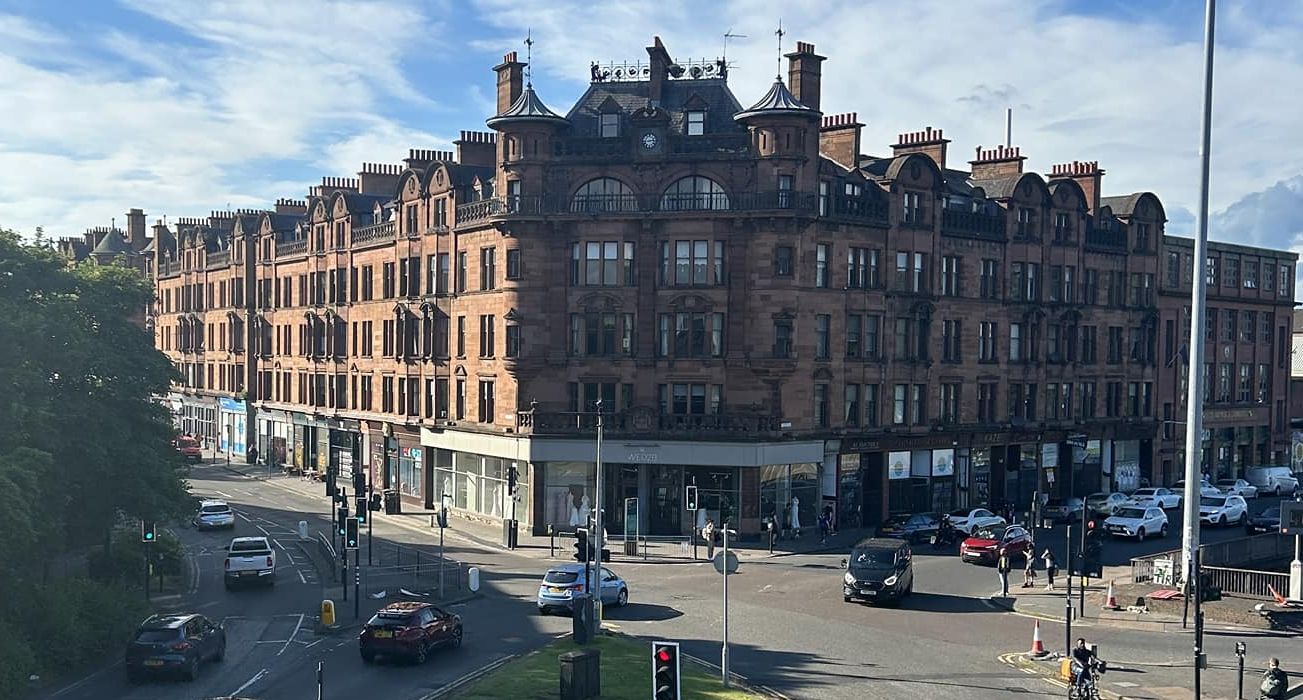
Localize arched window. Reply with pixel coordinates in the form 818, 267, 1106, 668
660, 176, 729, 211
571, 178, 636, 213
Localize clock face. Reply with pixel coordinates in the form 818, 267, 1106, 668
641, 132, 658, 149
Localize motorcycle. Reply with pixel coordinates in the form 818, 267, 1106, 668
929, 527, 959, 549
1068, 659, 1106, 700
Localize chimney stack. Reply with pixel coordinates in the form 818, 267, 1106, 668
892, 127, 951, 170
969, 145, 1026, 180
455, 131, 498, 167
494, 51, 525, 115
357, 162, 403, 196
819, 112, 863, 170
1050, 160, 1105, 213
646, 36, 672, 104
274, 198, 307, 215
125, 208, 147, 252
784, 41, 826, 112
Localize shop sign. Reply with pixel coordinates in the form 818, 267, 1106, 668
1203, 407, 1263, 423
931, 449, 954, 477
888, 451, 910, 480
1041, 443, 1058, 469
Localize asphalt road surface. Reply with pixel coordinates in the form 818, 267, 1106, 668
43, 463, 1301, 700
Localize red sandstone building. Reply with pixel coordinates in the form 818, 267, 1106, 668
150, 37, 1295, 537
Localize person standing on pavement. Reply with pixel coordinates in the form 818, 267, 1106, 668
817, 509, 830, 545
1041, 547, 1058, 590
996, 550, 1012, 597
1022, 549, 1037, 588
703, 518, 717, 561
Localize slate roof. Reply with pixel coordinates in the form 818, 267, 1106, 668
264, 212, 303, 233
486, 85, 566, 128
91, 228, 131, 256
1100, 194, 1144, 217
968, 175, 1022, 200
734, 77, 817, 121
443, 163, 496, 188
565, 78, 744, 137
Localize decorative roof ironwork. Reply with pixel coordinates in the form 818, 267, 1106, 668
589, 58, 727, 83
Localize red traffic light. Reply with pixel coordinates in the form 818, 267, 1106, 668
656, 648, 671, 663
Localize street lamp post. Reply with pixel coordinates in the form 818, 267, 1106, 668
592, 399, 605, 630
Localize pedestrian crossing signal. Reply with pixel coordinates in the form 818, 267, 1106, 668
685, 486, 698, 512
345, 517, 359, 549
141, 520, 156, 543
651, 640, 680, 700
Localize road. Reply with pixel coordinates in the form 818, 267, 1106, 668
46, 463, 1300, 700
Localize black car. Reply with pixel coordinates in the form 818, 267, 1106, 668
1246, 506, 1282, 535
125, 613, 225, 682
1043, 497, 1086, 523
875, 512, 941, 543
842, 538, 914, 605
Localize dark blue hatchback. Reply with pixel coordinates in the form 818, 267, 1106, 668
125, 613, 225, 682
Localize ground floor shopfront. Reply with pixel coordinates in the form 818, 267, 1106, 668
172, 392, 218, 445
835, 425, 1154, 526
1156, 406, 1287, 485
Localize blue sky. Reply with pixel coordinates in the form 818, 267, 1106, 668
3, 0, 1303, 270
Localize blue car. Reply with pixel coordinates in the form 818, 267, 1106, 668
536, 563, 629, 614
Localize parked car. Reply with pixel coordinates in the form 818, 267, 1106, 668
842, 537, 913, 604
1215, 478, 1258, 499
959, 524, 1033, 565
1246, 506, 1283, 535
947, 508, 1006, 535
1103, 506, 1168, 541
125, 613, 224, 682
1172, 479, 1222, 499
1199, 494, 1249, 527
358, 601, 462, 664
224, 536, 275, 589
1244, 466, 1300, 497
1043, 498, 1086, 523
875, 512, 941, 543
1127, 487, 1181, 510
1085, 492, 1129, 517
193, 499, 235, 530
536, 563, 628, 614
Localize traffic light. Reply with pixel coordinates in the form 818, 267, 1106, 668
344, 517, 359, 549
325, 473, 336, 498
685, 486, 698, 512
574, 528, 589, 562
651, 641, 681, 700
337, 505, 349, 536
507, 465, 519, 495
1080, 525, 1104, 578
355, 496, 368, 525
352, 469, 365, 495
141, 520, 156, 543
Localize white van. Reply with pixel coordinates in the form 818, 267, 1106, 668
1243, 466, 1299, 497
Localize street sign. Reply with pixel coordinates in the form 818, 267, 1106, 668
1068, 433, 1088, 449
712, 551, 739, 575
1282, 501, 1303, 535
1153, 558, 1176, 586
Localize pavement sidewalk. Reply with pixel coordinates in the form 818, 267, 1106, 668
212, 456, 869, 564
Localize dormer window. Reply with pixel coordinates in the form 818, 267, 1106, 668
599, 113, 620, 138
686, 110, 705, 136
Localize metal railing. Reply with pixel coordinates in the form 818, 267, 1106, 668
1201, 565, 1290, 599
456, 190, 856, 225
942, 209, 1006, 240
352, 220, 395, 245
517, 408, 784, 437
205, 250, 230, 269
1130, 533, 1294, 593
276, 239, 308, 256
1085, 226, 1128, 250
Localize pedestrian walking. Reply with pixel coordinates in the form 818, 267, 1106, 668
1022, 549, 1037, 588
1042, 548, 1058, 590
817, 510, 830, 545
703, 518, 717, 561
996, 550, 1012, 597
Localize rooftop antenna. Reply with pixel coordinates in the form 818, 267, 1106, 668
774, 20, 785, 79
723, 29, 747, 67
1005, 107, 1013, 147
524, 29, 534, 88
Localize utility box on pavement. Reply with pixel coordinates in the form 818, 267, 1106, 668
559, 648, 600, 700
571, 594, 592, 645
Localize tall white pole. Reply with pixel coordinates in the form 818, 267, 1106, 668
1181, 0, 1217, 594
722, 526, 730, 687
594, 399, 604, 629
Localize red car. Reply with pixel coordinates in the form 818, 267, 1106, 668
959, 524, 1033, 565
359, 601, 462, 664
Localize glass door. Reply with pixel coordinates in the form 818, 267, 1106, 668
648, 465, 683, 535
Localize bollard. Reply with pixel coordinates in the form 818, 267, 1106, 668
320, 599, 336, 627
468, 566, 480, 592
1234, 641, 1246, 699
298, 520, 309, 540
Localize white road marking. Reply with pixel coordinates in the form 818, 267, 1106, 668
237, 512, 252, 522
256, 525, 271, 537
278, 614, 305, 656
302, 638, 323, 650
1113, 681, 1139, 688
49, 660, 122, 697
298, 569, 308, 585
213, 490, 232, 498
231, 668, 267, 696
273, 538, 287, 551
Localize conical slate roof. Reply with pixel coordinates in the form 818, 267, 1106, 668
486, 85, 567, 129
91, 229, 131, 256
734, 76, 818, 121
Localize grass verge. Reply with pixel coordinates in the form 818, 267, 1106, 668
454, 633, 764, 699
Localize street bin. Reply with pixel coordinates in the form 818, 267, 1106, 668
559, 648, 601, 700
383, 489, 401, 515
571, 594, 592, 645
624, 538, 638, 556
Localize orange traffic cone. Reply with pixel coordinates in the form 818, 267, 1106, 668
1103, 581, 1121, 610
1029, 620, 1046, 657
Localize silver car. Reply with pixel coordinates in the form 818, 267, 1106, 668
536, 564, 628, 614
193, 500, 235, 530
